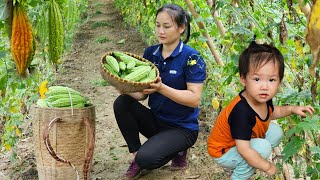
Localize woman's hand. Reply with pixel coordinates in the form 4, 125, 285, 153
142, 77, 162, 94
291, 105, 315, 117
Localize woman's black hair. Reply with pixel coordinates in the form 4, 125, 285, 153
239, 36, 285, 81
156, 4, 191, 44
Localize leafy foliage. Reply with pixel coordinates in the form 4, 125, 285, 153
114, 0, 319, 178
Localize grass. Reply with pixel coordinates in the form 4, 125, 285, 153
91, 21, 113, 29
90, 78, 108, 87
93, 3, 104, 7
95, 36, 110, 44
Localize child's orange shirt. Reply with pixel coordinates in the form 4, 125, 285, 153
207, 92, 274, 158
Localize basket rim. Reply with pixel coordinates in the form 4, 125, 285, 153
34, 105, 95, 110
100, 51, 159, 85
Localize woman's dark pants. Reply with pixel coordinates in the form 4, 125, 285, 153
113, 94, 198, 170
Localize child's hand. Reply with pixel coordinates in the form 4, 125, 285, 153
265, 162, 277, 176
291, 105, 315, 117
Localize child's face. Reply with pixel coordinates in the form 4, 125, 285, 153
240, 60, 281, 105
155, 11, 185, 45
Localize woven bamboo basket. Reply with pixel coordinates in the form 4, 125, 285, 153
32, 105, 95, 180
100, 52, 159, 93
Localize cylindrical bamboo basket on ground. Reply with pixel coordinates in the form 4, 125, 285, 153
100, 52, 159, 93
32, 105, 95, 180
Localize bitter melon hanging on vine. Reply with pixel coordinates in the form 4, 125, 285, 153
48, 0, 64, 67
10, 2, 34, 77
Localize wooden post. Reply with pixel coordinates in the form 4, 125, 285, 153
184, 0, 224, 66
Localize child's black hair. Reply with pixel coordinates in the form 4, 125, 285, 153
156, 4, 191, 44
239, 40, 285, 81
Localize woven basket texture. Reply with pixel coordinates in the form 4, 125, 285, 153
100, 52, 159, 93
32, 105, 95, 180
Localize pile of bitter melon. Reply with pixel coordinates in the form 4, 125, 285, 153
102, 51, 157, 82
36, 86, 90, 108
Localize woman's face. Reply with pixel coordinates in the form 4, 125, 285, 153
155, 11, 185, 45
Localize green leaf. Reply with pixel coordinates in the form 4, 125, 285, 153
0, 50, 5, 58
308, 163, 320, 179
224, 76, 233, 85
296, 121, 319, 131
28, 0, 39, 7
0, 74, 7, 91
287, 39, 295, 47
310, 146, 320, 155
285, 126, 302, 137
282, 136, 304, 161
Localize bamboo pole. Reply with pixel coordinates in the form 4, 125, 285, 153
213, 11, 226, 37
298, 0, 311, 18
184, 0, 224, 66
206, 0, 213, 6
205, 0, 226, 37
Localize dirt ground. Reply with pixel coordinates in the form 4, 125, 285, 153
0, 0, 238, 179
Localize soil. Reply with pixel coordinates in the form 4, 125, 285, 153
0, 0, 232, 179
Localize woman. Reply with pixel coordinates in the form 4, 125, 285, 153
113, 4, 206, 178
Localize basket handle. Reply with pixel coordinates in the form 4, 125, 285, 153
83, 117, 95, 180
43, 117, 95, 180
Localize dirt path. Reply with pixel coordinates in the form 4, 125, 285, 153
1, 0, 227, 179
